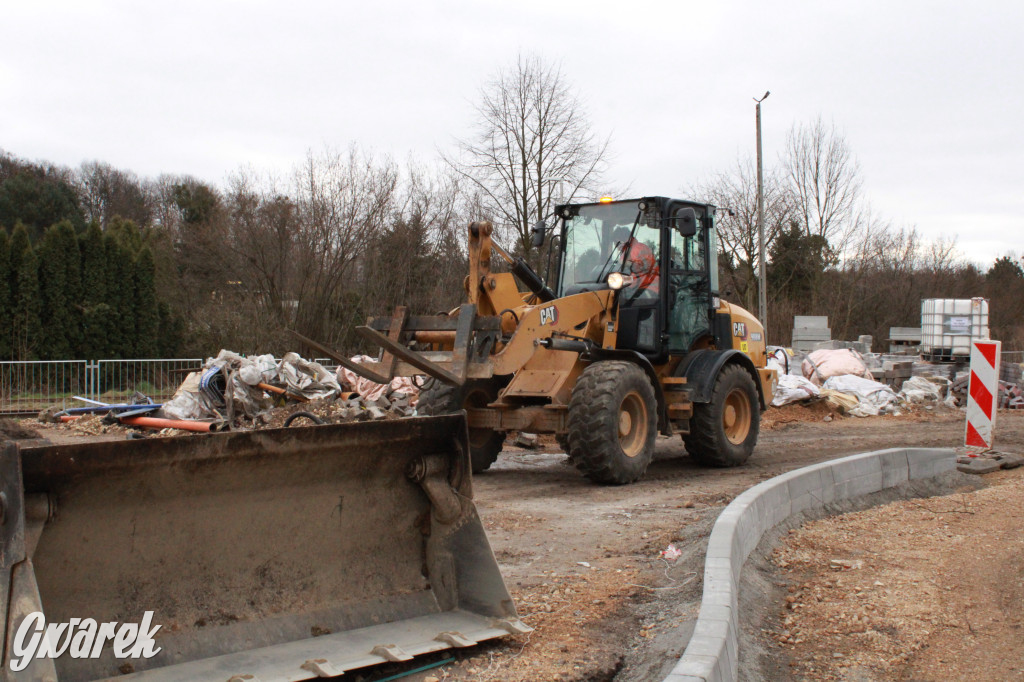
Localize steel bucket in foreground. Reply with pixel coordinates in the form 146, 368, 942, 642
2, 414, 526, 681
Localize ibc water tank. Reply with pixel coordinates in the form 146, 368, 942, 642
919, 298, 989, 362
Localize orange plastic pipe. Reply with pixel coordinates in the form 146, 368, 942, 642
119, 416, 219, 433
257, 382, 309, 403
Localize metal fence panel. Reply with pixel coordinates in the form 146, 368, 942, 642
0, 361, 90, 414
94, 359, 204, 405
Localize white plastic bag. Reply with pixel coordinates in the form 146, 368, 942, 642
771, 374, 821, 407
822, 375, 899, 417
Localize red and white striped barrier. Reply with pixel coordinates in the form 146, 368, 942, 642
965, 339, 1001, 450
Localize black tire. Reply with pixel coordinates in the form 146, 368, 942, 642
417, 378, 506, 473
555, 433, 573, 458
567, 361, 657, 485
684, 364, 760, 467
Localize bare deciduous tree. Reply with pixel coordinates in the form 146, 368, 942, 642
783, 116, 862, 251
448, 54, 609, 254
76, 161, 153, 228
690, 157, 793, 311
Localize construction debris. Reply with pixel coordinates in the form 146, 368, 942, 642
802, 348, 874, 386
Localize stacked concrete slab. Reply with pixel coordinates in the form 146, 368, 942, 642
664, 447, 956, 682
888, 326, 922, 355
791, 316, 830, 352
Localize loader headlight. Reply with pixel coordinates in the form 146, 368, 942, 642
607, 272, 634, 290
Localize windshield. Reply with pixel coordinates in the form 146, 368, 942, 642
559, 201, 659, 295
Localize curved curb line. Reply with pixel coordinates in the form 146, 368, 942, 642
663, 447, 956, 682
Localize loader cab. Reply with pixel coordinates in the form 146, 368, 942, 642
554, 197, 718, 360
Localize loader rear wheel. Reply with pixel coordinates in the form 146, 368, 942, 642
684, 364, 759, 467
417, 378, 506, 473
567, 361, 657, 485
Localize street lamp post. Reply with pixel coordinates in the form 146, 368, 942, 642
754, 91, 770, 337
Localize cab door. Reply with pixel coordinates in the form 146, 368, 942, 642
666, 206, 713, 353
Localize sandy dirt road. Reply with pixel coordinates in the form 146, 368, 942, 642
17, 407, 1023, 681
426, 408, 1024, 682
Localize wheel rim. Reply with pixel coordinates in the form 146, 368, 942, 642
618, 391, 648, 458
723, 388, 752, 445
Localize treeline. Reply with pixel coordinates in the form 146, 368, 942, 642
0, 219, 179, 361
692, 117, 1024, 351
0, 148, 472, 360
2, 99, 1022, 362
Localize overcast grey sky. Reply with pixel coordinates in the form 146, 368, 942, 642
2, 0, 1020, 266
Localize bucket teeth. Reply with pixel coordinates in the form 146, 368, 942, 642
436, 631, 477, 647
300, 659, 344, 677
495, 618, 533, 635
371, 644, 414, 662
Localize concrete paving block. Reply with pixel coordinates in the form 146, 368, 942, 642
703, 557, 736, 584
669, 653, 718, 680
678, 635, 726, 660
737, 518, 764, 559
829, 454, 883, 484
663, 675, 706, 682
877, 448, 910, 488
680, 636, 734, 682
692, 615, 730, 642
906, 448, 956, 479
704, 526, 734, 562
751, 481, 792, 519
695, 602, 736, 632
832, 472, 884, 500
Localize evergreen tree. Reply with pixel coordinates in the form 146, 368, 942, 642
10, 225, 41, 360
0, 170, 86, 240
103, 231, 136, 357
132, 246, 159, 357
79, 222, 113, 358
37, 221, 81, 359
156, 302, 184, 358
0, 229, 10, 359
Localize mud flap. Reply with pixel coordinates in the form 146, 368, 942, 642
3, 415, 527, 681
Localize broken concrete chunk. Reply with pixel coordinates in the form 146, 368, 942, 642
515, 432, 539, 449
957, 458, 1001, 475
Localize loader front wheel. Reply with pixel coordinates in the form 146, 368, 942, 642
567, 361, 657, 485
417, 378, 506, 473
683, 364, 759, 467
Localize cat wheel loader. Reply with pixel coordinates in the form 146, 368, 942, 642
332, 196, 777, 485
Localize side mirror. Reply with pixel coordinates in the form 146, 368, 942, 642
530, 220, 547, 248
675, 208, 698, 237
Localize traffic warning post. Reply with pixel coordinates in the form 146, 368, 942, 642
965, 339, 1001, 450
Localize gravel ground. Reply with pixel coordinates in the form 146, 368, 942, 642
12, 402, 1023, 681
764, 465, 1024, 681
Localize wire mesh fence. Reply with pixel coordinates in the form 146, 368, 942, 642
0, 359, 203, 414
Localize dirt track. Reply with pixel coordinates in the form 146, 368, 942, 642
427, 407, 1024, 682
18, 407, 1024, 681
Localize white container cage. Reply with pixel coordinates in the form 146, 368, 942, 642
920, 298, 989, 362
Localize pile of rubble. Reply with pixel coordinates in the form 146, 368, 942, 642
43, 349, 426, 437
948, 374, 1024, 409
769, 347, 955, 417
